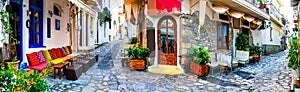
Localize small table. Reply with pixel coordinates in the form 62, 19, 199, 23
52, 62, 69, 79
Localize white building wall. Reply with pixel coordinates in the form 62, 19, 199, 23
261, 27, 281, 45
23, 0, 70, 63
77, 6, 97, 50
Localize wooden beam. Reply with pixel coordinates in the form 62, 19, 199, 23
189, 0, 192, 14
189, 0, 200, 14
191, 0, 200, 8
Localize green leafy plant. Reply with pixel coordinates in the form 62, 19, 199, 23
127, 46, 150, 60
0, 1, 50, 91
235, 33, 249, 51
188, 46, 211, 65
257, 0, 266, 3
98, 11, 111, 26
0, 58, 51, 91
295, 83, 300, 88
129, 37, 138, 44
249, 44, 263, 54
287, 35, 300, 70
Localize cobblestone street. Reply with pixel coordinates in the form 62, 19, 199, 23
45, 41, 292, 92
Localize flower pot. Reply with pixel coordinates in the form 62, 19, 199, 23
190, 61, 209, 77
295, 88, 300, 92
293, 68, 300, 78
130, 59, 146, 70
250, 54, 260, 62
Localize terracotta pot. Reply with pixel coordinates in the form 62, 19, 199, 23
250, 54, 260, 62
190, 61, 209, 77
129, 59, 146, 70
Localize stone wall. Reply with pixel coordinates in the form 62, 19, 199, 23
180, 14, 217, 72
262, 44, 283, 55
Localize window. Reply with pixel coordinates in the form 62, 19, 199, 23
233, 18, 240, 29
29, 0, 43, 48
53, 4, 62, 16
219, 14, 229, 21
47, 18, 51, 38
79, 11, 83, 46
217, 22, 229, 49
243, 20, 249, 26
86, 14, 89, 46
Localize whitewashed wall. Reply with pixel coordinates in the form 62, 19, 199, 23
23, 0, 70, 63
261, 27, 282, 45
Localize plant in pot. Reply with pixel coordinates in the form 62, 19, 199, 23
235, 33, 249, 51
295, 83, 300, 92
127, 46, 150, 70
249, 44, 263, 62
188, 46, 211, 77
129, 37, 138, 44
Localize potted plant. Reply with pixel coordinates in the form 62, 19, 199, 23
235, 33, 249, 51
295, 83, 300, 92
287, 36, 300, 78
129, 37, 138, 44
249, 44, 263, 62
127, 46, 150, 70
188, 46, 211, 77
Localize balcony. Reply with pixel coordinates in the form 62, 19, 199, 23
269, 4, 283, 26
245, 0, 268, 13
210, 0, 269, 20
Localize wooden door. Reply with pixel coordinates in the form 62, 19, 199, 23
157, 16, 177, 65
147, 27, 155, 53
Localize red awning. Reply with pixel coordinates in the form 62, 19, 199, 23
148, 0, 181, 15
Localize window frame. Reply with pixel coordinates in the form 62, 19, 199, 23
29, 0, 44, 48
217, 22, 229, 49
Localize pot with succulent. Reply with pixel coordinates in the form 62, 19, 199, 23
189, 46, 211, 77
127, 46, 150, 70
249, 43, 263, 62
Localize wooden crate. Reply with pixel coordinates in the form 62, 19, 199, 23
130, 60, 145, 70
190, 61, 209, 77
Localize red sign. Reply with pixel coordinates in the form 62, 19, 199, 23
148, 0, 181, 14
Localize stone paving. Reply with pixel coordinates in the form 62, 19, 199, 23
45, 41, 292, 92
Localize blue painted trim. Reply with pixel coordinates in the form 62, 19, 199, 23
47, 18, 51, 38
86, 14, 88, 46
80, 11, 82, 46
28, 0, 44, 48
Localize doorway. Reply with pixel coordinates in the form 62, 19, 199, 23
8, 1, 22, 61
157, 16, 177, 65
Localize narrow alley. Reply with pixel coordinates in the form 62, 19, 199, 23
45, 41, 292, 92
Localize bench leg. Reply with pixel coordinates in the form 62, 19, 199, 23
53, 68, 56, 79
58, 69, 62, 79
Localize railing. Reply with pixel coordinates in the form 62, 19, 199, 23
245, 0, 268, 13
269, 4, 282, 23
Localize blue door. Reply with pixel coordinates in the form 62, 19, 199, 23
29, 0, 43, 48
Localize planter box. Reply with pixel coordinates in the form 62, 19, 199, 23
190, 61, 209, 77
76, 60, 89, 72
130, 60, 145, 70
66, 64, 83, 80
250, 54, 260, 62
